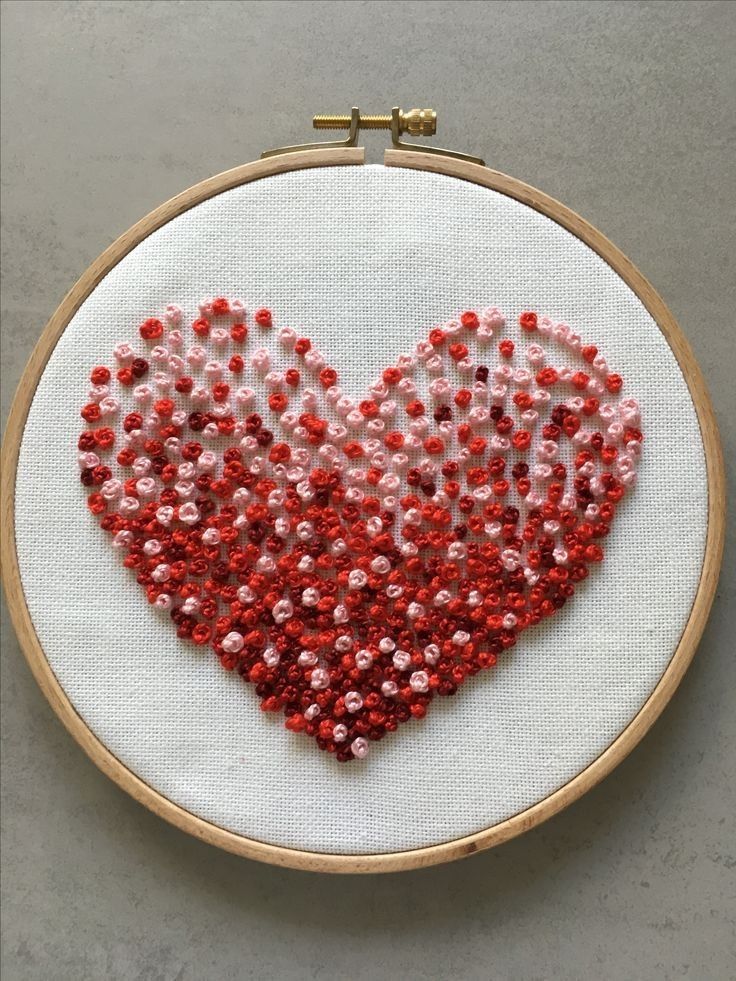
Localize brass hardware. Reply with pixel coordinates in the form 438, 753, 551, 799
389, 107, 484, 164
261, 107, 484, 164
261, 107, 361, 158
313, 108, 437, 137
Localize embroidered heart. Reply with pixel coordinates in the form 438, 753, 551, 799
77, 299, 642, 761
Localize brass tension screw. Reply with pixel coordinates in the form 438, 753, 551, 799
313, 108, 437, 137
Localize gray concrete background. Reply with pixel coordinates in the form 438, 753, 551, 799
1, 2, 734, 979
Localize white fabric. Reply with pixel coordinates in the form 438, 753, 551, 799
15, 166, 707, 854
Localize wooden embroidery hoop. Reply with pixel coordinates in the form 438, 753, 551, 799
0, 146, 726, 874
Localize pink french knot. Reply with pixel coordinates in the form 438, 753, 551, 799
164, 304, 183, 325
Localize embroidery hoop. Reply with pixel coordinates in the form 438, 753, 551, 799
1, 145, 725, 873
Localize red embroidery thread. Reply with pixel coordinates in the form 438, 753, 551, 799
77, 301, 643, 761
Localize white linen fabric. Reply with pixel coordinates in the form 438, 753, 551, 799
15, 165, 707, 854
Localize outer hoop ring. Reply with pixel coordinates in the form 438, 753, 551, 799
0, 147, 726, 874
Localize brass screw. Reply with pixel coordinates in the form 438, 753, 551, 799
313, 108, 437, 137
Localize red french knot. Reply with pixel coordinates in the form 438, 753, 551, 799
139, 318, 164, 341
519, 311, 538, 333
77, 302, 643, 762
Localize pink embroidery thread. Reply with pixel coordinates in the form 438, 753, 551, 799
78, 301, 643, 761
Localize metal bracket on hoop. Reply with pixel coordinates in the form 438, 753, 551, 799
261, 107, 484, 164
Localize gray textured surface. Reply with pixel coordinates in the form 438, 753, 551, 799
1, 1, 734, 979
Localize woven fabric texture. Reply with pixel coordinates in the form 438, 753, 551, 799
15, 165, 707, 854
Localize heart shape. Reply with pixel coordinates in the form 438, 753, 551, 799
77, 299, 642, 761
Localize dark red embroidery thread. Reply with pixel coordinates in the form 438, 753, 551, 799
77, 299, 643, 761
